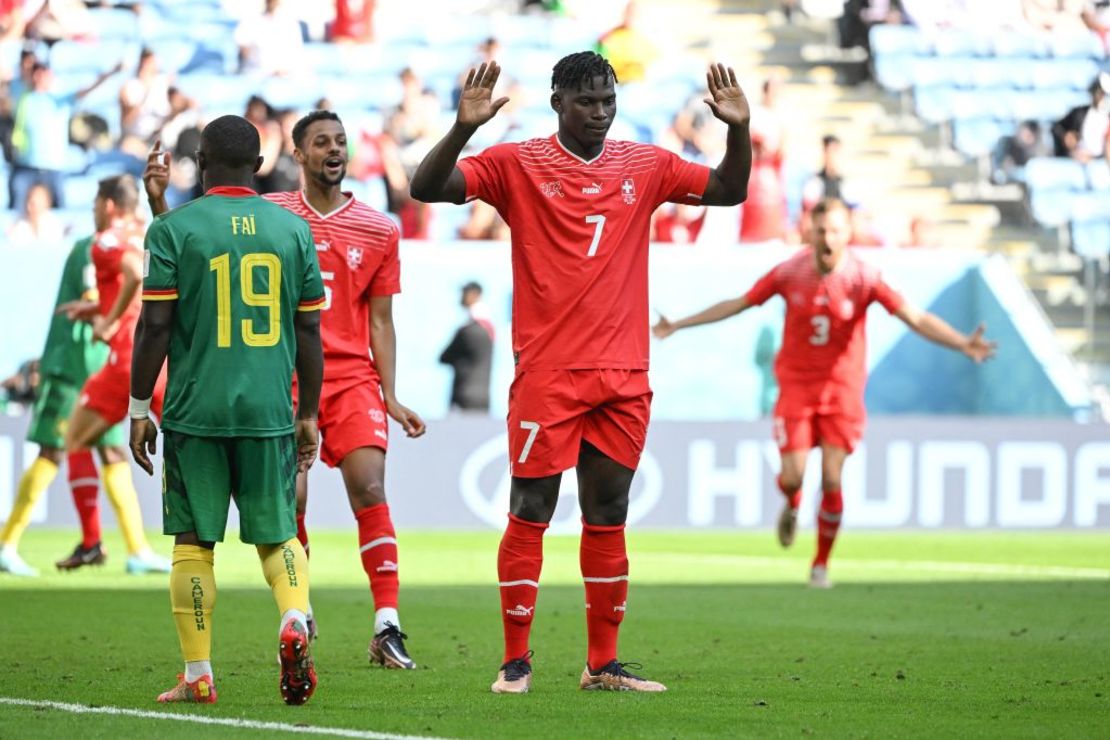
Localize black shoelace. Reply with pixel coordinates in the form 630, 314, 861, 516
600, 660, 645, 679
501, 649, 535, 681
380, 621, 408, 641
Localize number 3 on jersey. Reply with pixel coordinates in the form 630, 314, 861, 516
585, 214, 606, 257
809, 315, 830, 346
210, 252, 281, 348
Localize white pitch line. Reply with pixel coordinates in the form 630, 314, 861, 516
647, 553, 1110, 580
0, 697, 451, 740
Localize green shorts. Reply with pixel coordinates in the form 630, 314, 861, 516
161, 430, 297, 545
27, 375, 126, 450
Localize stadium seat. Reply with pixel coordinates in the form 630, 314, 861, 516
911, 57, 968, 88
152, 38, 199, 74
321, 73, 405, 112
989, 32, 1047, 58
953, 118, 1011, 158
932, 29, 986, 57
969, 59, 1022, 89
1026, 157, 1088, 191
870, 25, 931, 57
1070, 218, 1110, 259
62, 176, 100, 209
1030, 59, 1100, 90
1046, 32, 1102, 59
87, 8, 140, 40
914, 84, 957, 123
1087, 160, 1110, 191
50, 40, 140, 73
873, 54, 915, 92
1029, 188, 1076, 226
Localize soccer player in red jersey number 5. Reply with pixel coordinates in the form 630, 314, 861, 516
411, 52, 753, 693
654, 198, 997, 588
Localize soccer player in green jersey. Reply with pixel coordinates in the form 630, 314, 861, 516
128, 115, 326, 706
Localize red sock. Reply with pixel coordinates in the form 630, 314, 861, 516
580, 521, 629, 672
497, 513, 547, 664
355, 503, 399, 611
67, 451, 101, 548
777, 475, 801, 510
296, 512, 309, 557
813, 489, 843, 567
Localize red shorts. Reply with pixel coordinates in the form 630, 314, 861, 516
79, 352, 166, 424
507, 368, 652, 478
773, 383, 864, 453
317, 378, 389, 468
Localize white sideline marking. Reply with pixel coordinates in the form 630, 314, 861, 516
0, 697, 450, 740
650, 553, 1110, 580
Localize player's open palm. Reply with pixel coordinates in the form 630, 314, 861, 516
130, 417, 158, 476
143, 139, 171, 202
964, 324, 997, 363
652, 315, 677, 340
456, 62, 510, 129
704, 63, 750, 128
386, 398, 426, 438
295, 419, 319, 473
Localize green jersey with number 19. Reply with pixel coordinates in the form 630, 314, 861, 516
142, 186, 325, 437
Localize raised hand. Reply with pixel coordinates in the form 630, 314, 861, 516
456, 62, 510, 129
703, 63, 750, 128
143, 138, 171, 203
964, 324, 998, 363
652, 315, 677, 340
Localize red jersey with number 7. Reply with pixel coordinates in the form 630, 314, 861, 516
744, 247, 904, 400
458, 135, 710, 371
264, 191, 401, 383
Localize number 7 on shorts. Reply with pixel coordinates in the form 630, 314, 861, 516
517, 421, 541, 464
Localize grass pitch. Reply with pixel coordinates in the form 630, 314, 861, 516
1, 529, 1108, 738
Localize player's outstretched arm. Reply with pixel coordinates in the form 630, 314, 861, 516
653, 296, 751, 339
700, 63, 752, 207
294, 309, 324, 472
410, 61, 509, 204
143, 139, 172, 217
369, 296, 426, 438
895, 305, 998, 363
129, 300, 175, 475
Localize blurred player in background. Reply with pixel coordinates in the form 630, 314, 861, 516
411, 52, 752, 693
130, 115, 325, 705
1, 176, 172, 577
144, 110, 427, 670
654, 197, 997, 587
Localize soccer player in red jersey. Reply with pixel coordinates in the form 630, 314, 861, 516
143, 112, 427, 668
654, 198, 997, 587
411, 53, 752, 693
50, 175, 172, 575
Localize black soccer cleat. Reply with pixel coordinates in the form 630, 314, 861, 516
368, 623, 416, 670
55, 542, 107, 571
491, 651, 534, 694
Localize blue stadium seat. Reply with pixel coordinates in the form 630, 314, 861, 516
989, 33, 1047, 58
873, 54, 915, 92
1030, 59, 1099, 90
175, 73, 253, 112
953, 118, 1011, 158
87, 8, 140, 40
870, 25, 930, 56
62, 176, 100, 208
1070, 219, 1110, 259
50, 40, 140, 73
911, 57, 969, 88
1026, 157, 1088, 190
932, 29, 986, 57
56, 207, 95, 235
320, 73, 405, 111
259, 76, 318, 111
1047, 32, 1102, 59
914, 84, 957, 123
152, 38, 199, 74
969, 59, 1023, 89
1088, 160, 1110, 191
492, 14, 555, 49
1029, 188, 1075, 226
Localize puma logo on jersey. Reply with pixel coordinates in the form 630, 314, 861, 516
315, 240, 331, 252
582, 182, 602, 195
540, 181, 564, 198
376, 560, 398, 573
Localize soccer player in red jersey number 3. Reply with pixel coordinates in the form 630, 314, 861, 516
411, 52, 753, 693
654, 198, 997, 588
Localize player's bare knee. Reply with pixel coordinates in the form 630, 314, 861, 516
779, 471, 803, 493
581, 494, 628, 527
509, 476, 559, 523
38, 447, 64, 465
350, 480, 386, 510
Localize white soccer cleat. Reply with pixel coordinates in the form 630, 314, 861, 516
0, 547, 39, 577
126, 550, 172, 575
809, 565, 832, 589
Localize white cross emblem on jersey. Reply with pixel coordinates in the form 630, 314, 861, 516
621, 177, 636, 204
347, 246, 363, 269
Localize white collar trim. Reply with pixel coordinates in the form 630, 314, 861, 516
554, 133, 606, 165
300, 190, 354, 220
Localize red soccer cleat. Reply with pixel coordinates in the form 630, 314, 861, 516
278, 619, 317, 705
157, 673, 217, 704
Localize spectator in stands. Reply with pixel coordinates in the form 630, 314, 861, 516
459, 200, 510, 241
1023, 0, 1089, 33
993, 120, 1049, 183
236, 0, 305, 76
838, 0, 904, 53
1083, 0, 1110, 53
0, 0, 27, 42
25, 0, 92, 43
802, 134, 859, 212
453, 37, 503, 108
329, 0, 375, 43
119, 48, 171, 146
1052, 73, 1110, 163
8, 60, 121, 212
596, 0, 658, 84
7, 49, 37, 102
257, 108, 301, 194
244, 94, 284, 181
7, 181, 65, 245
739, 129, 788, 243
386, 68, 441, 237
749, 73, 787, 159
0, 85, 13, 164
439, 281, 494, 413
902, 215, 940, 248
155, 86, 200, 152
653, 203, 707, 244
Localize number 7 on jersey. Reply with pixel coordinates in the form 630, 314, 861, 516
585, 214, 606, 257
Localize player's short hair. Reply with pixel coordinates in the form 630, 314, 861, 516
199, 115, 261, 169
551, 51, 618, 91
97, 174, 139, 212
810, 197, 850, 220
462, 281, 482, 295
822, 134, 841, 148
292, 110, 343, 149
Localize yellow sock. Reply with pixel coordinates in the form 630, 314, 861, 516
1, 458, 58, 547
101, 461, 149, 554
258, 539, 310, 617
170, 544, 216, 663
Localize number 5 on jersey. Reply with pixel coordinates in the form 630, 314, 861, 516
210, 252, 281, 348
